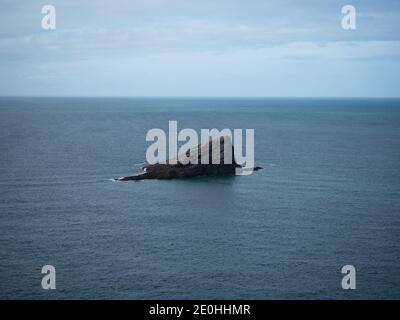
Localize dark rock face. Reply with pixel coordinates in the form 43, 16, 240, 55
116, 136, 260, 181
118, 163, 239, 181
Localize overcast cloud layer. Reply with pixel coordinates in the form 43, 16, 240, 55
0, 0, 399, 97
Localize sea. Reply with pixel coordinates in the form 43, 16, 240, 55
0, 97, 399, 299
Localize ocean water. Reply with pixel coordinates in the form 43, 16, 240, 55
0, 97, 399, 299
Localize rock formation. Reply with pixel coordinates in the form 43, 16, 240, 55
116, 136, 261, 181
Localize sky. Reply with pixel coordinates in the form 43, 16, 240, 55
0, 0, 399, 97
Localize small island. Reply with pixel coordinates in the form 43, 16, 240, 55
116, 136, 261, 181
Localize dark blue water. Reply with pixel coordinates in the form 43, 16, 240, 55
0, 97, 399, 299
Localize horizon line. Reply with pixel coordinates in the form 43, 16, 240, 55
1, 95, 400, 99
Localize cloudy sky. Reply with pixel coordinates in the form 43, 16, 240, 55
0, 0, 399, 97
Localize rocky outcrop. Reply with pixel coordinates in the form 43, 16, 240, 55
116, 136, 261, 181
